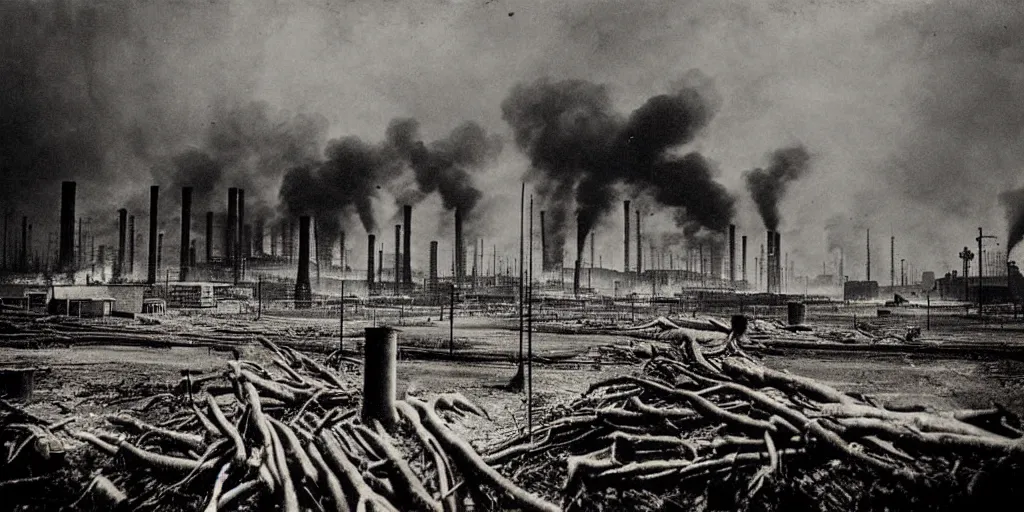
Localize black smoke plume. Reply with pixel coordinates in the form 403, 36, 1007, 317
279, 118, 499, 251
0, 0, 293, 266
160, 102, 328, 217
387, 118, 502, 214
1000, 187, 1024, 255
744, 146, 812, 231
279, 137, 403, 247
501, 73, 734, 262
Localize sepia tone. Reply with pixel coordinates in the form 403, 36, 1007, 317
1, 0, 1023, 510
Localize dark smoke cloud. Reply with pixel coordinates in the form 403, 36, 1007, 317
0, 0, 287, 266
278, 116, 499, 252
501, 73, 735, 261
1000, 188, 1024, 255
387, 118, 502, 214
158, 102, 329, 218
279, 136, 401, 243
743, 146, 811, 231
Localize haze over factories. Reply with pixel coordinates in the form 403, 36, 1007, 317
4, 0, 1024, 280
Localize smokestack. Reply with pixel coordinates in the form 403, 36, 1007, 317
890, 235, 895, 287
394, 224, 401, 296
59, 181, 76, 272
238, 189, 246, 258
147, 187, 158, 283
157, 232, 163, 273
866, 229, 871, 281
429, 241, 438, 294
97, 245, 105, 280
774, 231, 781, 293
574, 214, 583, 296
236, 189, 244, 283
226, 188, 237, 267
117, 209, 127, 281
367, 234, 376, 293
128, 216, 135, 278
205, 212, 213, 262
295, 216, 312, 308
403, 205, 412, 287
636, 209, 641, 274
741, 235, 748, 283
180, 187, 192, 282
766, 231, 774, 293
729, 224, 736, 283
20, 216, 27, 272
76, 217, 82, 270
624, 201, 631, 273
454, 208, 464, 287
540, 210, 548, 272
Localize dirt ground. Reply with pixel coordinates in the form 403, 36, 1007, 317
5, 312, 1024, 434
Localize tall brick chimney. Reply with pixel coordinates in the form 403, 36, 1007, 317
128, 215, 135, 278
624, 201, 631, 273
454, 208, 464, 287
429, 240, 438, 295
402, 205, 412, 288
367, 234, 376, 294
180, 187, 192, 281
729, 224, 736, 284
394, 224, 401, 296
117, 208, 127, 280
226, 188, 237, 267
295, 216, 312, 308
59, 181, 76, 272
147, 186, 158, 283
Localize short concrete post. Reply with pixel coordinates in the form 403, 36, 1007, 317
362, 327, 398, 430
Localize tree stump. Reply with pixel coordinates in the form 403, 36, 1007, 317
362, 327, 399, 430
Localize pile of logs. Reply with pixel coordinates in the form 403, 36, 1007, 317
483, 335, 1024, 511
65, 334, 562, 512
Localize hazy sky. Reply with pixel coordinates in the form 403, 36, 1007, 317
3, 0, 1024, 280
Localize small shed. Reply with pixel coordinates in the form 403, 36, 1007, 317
49, 286, 116, 317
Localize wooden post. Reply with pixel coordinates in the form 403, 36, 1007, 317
362, 327, 398, 430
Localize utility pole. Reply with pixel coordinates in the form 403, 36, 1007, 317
528, 195, 535, 436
